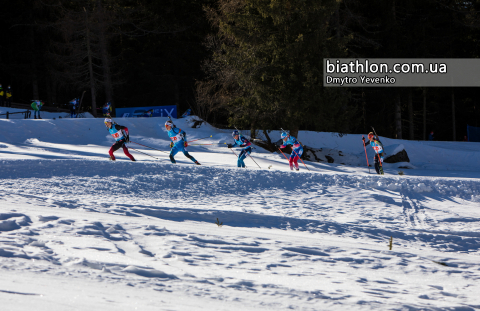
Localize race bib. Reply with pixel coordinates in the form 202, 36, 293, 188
373, 145, 383, 153
170, 131, 183, 142
111, 131, 124, 140
112, 132, 120, 139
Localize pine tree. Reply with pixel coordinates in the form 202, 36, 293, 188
199, 0, 356, 137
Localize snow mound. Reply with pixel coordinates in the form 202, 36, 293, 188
122, 266, 177, 279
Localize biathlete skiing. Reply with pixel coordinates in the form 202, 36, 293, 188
227, 130, 252, 168
105, 118, 135, 161
165, 120, 200, 165
277, 131, 304, 171
363, 132, 385, 175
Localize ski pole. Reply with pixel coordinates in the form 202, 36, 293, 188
130, 141, 169, 154
277, 147, 290, 161
229, 148, 238, 157
362, 135, 371, 174
188, 135, 212, 143
188, 143, 219, 146
229, 148, 248, 168
129, 147, 162, 160
292, 149, 309, 171
247, 153, 261, 169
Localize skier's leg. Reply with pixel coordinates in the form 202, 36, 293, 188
378, 155, 384, 175
293, 155, 300, 170
169, 146, 179, 163
109, 141, 122, 160
374, 156, 380, 174
288, 155, 295, 170
183, 150, 198, 163
238, 150, 247, 167
122, 144, 136, 161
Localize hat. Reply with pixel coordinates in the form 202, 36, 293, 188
232, 130, 239, 137
104, 118, 112, 123
281, 132, 288, 139
165, 120, 174, 128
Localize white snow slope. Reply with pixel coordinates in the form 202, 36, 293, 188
1, 116, 480, 311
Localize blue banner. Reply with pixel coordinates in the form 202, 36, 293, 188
116, 105, 177, 118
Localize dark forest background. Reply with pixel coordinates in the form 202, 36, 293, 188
1, 0, 480, 141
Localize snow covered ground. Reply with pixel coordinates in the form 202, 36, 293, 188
1, 116, 480, 310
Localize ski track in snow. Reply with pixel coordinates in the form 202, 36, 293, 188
1, 117, 480, 310
1, 160, 480, 310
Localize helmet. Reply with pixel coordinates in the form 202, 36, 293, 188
104, 118, 112, 124
281, 132, 288, 139
232, 130, 239, 137
165, 120, 174, 128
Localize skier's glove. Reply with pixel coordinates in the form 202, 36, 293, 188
125, 135, 130, 143
184, 141, 188, 147
169, 142, 174, 148
227, 144, 233, 148
280, 145, 286, 149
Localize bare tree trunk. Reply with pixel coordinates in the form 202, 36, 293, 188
290, 128, 299, 140
85, 8, 97, 117
174, 69, 180, 116
96, 0, 114, 107
46, 77, 52, 104
250, 120, 256, 139
423, 88, 426, 140
335, 5, 340, 39
395, 93, 402, 139
30, 27, 39, 100
362, 88, 366, 132
408, 89, 414, 140
51, 80, 57, 105
452, 89, 456, 141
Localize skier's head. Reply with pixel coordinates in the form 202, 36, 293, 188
281, 132, 289, 140
104, 118, 113, 128
232, 130, 239, 139
165, 120, 174, 130
368, 132, 374, 140
106, 101, 111, 106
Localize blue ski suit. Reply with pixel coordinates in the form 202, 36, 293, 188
231, 135, 252, 167
280, 135, 303, 169
167, 127, 197, 164
369, 139, 385, 174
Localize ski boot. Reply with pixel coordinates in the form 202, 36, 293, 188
109, 156, 116, 161
194, 161, 201, 165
